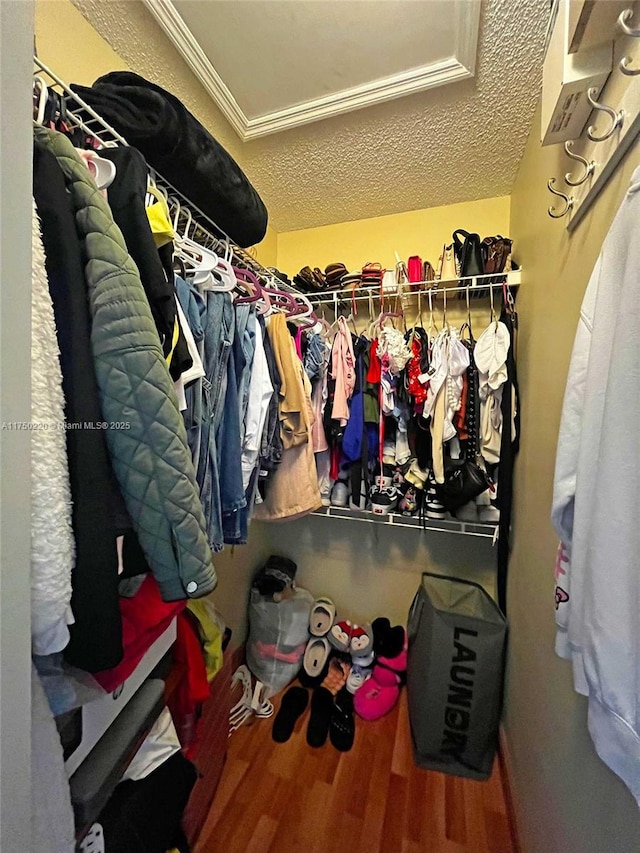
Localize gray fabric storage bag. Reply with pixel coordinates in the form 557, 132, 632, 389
407, 572, 507, 780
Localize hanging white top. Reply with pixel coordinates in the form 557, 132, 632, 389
551, 165, 640, 807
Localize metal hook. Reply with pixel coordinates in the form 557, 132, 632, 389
618, 8, 640, 37
586, 87, 624, 142
563, 141, 595, 186
547, 178, 574, 218
619, 55, 640, 75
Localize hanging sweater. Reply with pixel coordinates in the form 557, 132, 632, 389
551, 166, 640, 806
30, 201, 75, 656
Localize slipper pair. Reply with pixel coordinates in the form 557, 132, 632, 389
303, 597, 336, 680
307, 686, 355, 752
272, 682, 355, 752
327, 620, 374, 662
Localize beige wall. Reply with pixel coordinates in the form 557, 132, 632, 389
276, 195, 510, 276
506, 104, 640, 852
256, 517, 497, 631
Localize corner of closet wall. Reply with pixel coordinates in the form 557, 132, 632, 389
505, 101, 640, 853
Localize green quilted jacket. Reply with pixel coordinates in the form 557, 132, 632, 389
35, 127, 216, 601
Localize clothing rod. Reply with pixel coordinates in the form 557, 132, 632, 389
33, 57, 296, 294
307, 270, 521, 306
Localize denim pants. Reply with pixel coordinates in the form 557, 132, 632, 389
176, 276, 206, 469
197, 291, 235, 552
220, 303, 252, 544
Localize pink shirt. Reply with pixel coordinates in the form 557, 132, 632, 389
331, 316, 355, 425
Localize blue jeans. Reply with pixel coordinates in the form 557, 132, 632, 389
197, 291, 235, 552
220, 303, 251, 544
176, 276, 206, 469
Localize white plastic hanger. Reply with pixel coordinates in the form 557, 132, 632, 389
33, 76, 49, 125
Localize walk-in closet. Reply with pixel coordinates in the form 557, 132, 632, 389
3, 1, 640, 851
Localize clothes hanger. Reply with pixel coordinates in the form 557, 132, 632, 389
233, 266, 262, 304
426, 289, 438, 340
33, 76, 48, 125
459, 283, 474, 341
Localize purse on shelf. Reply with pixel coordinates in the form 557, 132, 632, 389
439, 457, 492, 512
438, 244, 458, 282
482, 236, 513, 276
452, 229, 484, 279
423, 261, 436, 283
407, 255, 423, 290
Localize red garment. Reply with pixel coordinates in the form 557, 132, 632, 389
367, 339, 381, 384
167, 611, 210, 758
93, 575, 185, 692
454, 372, 469, 440
407, 337, 428, 406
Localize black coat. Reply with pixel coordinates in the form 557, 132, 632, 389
33, 142, 123, 672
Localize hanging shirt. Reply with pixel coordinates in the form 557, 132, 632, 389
551, 166, 640, 806
331, 316, 356, 426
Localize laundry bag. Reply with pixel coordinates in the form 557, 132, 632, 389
245, 587, 313, 697
407, 573, 507, 780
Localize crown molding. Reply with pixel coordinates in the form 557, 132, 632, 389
143, 0, 481, 142
141, 0, 249, 137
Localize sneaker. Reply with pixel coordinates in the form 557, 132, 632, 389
330, 480, 349, 508
398, 485, 419, 516
425, 476, 446, 520
370, 486, 398, 516
320, 488, 331, 507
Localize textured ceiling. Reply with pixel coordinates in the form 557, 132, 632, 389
72, 0, 549, 233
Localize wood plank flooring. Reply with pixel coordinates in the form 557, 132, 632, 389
195, 688, 515, 853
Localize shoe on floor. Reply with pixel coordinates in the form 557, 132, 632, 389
309, 597, 336, 636
272, 686, 309, 743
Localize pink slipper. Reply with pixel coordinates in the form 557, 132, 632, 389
353, 677, 399, 721
353, 629, 407, 721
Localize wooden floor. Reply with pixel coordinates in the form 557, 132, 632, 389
195, 688, 515, 853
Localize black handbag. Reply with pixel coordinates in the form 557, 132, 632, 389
439, 457, 491, 511
452, 230, 484, 279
